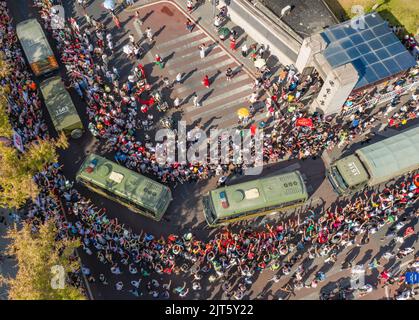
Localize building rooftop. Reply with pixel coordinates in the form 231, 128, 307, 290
320, 13, 417, 89
261, 0, 337, 38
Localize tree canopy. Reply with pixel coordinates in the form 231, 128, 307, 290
0, 53, 68, 208
0, 133, 68, 208
0, 219, 85, 300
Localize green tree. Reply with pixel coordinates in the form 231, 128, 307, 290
0, 132, 69, 208
0, 50, 69, 208
0, 87, 13, 139
0, 52, 13, 138
0, 218, 85, 300
0, 52, 11, 78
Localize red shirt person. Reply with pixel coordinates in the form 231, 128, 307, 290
230, 38, 236, 51
202, 75, 210, 88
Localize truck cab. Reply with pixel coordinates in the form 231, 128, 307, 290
16, 19, 59, 77
327, 155, 369, 195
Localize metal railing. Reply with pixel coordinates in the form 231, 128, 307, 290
340, 79, 419, 117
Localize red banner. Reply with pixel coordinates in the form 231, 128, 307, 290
296, 118, 313, 127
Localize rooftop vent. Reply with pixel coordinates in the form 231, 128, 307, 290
109, 171, 124, 183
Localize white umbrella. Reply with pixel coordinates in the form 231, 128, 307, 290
254, 58, 266, 69
103, 0, 116, 10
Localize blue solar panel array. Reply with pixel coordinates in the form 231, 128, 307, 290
320, 13, 416, 89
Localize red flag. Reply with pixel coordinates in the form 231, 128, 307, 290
250, 124, 257, 136
296, 118, 313, 127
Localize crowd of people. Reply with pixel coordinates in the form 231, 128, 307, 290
0, 0, 417, 300
0, 0, 86, 293
0, 1, 49, 145
30, 163, 419, 299
388, 94, 419, 128
34, 0, 411, 190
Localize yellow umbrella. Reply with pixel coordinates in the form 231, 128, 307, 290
237, 107, 250, 118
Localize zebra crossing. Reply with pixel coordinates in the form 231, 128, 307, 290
133, 22, 260, 132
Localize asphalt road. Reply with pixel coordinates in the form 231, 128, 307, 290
5, 0, 418, 300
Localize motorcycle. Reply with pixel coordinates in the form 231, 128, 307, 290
214, 14, 225, 29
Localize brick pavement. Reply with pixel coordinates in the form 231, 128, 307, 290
119, 1, 270, 132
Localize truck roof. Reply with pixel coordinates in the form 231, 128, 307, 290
356, 126, 419, 186
76, 154, 172, 212
40, 76, 81, 132
16, 19, 53, 64
209, 171, 308, 219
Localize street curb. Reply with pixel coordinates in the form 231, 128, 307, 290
124, 0, 257, 81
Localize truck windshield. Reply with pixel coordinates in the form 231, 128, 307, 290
331, 166, 348, 190
203, 197, 217, 224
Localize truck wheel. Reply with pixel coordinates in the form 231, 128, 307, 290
71, 129, 83, 139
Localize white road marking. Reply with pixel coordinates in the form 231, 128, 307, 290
175, 73, 249, 95
165, 46, 221, 66
185, 85, 252, 113
133, 21, 156, 64
157, 30, 203, 49
159, 36, 211, 58
167, 51, 230, 74
168, 58, 234, 76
